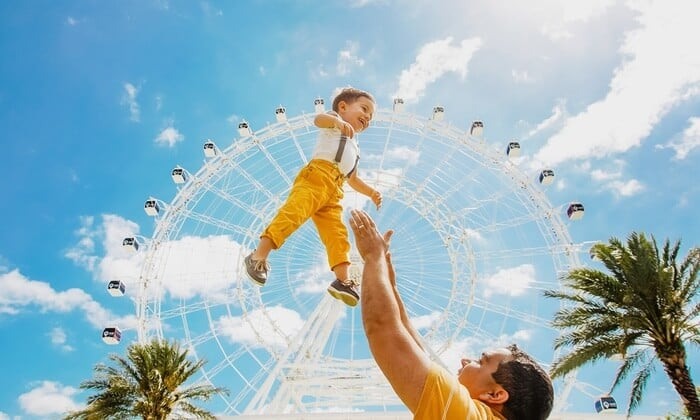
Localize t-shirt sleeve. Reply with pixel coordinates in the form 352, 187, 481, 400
413, 363, 496, 420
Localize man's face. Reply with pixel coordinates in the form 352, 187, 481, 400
337, 96, 375, 133
457, 347, 512, 398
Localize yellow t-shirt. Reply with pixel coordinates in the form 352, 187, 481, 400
413, 363, 507, 420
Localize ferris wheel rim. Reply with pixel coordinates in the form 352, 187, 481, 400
133, 105, 584, 414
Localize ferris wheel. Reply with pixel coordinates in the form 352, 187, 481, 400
119, 98, 590, 416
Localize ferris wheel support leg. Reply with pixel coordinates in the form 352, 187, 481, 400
245, 295, 344, 413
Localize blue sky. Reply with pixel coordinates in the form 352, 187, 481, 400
1, 0, 699, 418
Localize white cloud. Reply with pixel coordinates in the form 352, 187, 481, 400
48, 327, 74, 352
336, 41, 365, 76
0, 269, 137, 329
589, 160, 645, 197
155, 124, 184, 147
66, 16, 78, 26
64, 216, 99, 271
68, 214, 247, 301
216, 305, 306, 348
463, 228, 484, 242
385, 146, 421, 165
659, 116, 700, 159
295, 262, 332, 294
524, 101, 567, 140
412, 311, 441, 330
147, 234, 245, 300
18, 381, 82, 417
541, 0, 616, 42
535, 1, 700, 166
121, 82, 140, 122
607, 178, 644, 196
436, 329, 532, 372
65, 214, 144, 285
511, 69, 532, 83
560, 0, 616, 23
481, 264, 536, 298
393, 37, 483, 103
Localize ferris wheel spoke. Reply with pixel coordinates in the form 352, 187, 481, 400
252, 137, 293, 186
177, 209, 255, 237
197, 178, 264, 218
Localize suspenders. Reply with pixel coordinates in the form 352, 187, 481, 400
333, 135, 359, 177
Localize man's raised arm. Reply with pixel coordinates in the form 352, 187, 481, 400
349, 210, 430, 412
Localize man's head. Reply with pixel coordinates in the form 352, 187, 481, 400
332, 87, 375, 133
458, 344, 553, 420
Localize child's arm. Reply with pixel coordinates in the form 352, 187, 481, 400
348, 171, 382, 210
315, 111, 356, 138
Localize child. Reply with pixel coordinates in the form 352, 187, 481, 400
244, 87, 382, 307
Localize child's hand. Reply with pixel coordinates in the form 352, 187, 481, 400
336, 119, 356, 138
371, 189, 382, 210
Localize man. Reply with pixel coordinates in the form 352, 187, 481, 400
349, 209, 553, 420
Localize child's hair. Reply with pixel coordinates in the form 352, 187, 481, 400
332, 87, 375, 112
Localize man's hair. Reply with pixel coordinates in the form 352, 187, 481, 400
491, 344, 554, 420
332, 87, 375, 112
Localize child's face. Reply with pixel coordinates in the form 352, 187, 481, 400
337, 97, 375, 133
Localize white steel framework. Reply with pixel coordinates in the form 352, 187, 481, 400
132, 105, 589, 416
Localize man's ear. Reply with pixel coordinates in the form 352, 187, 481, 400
478, 387, 509, 405
337, 100, 347, 112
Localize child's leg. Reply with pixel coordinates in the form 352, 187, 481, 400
312, 201, 360, 307
257, 165, 328, 256
332, 262, 350, 283
311, 201, 351, 281
251, 237, 274, 261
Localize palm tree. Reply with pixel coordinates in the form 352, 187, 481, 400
544, 232, 700, 419
64, 338, 227, 419
665, 386, 699, 419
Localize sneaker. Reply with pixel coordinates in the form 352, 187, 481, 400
327, 278, 360, 307
244, 253, 270, 286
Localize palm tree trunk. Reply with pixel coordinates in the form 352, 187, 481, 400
659, 353, 700, 420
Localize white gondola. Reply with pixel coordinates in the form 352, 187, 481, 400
102, 326, 122, 345
567, 202, 585, 221
238, 120, 252, 137
594, 395, 618, 413
275, 106, 287, 122
470, 120, 484, 137
107, 280, 126, 297
393, 98, 404, 113
203, 140, 217, 158
539, 169, 555, 186
432, 106, 445, 121
507, 141, 521, 158
314, 97, 325, 113
144, 198, 159, 216
122, 237, 139, 252
171, 166, 187, 184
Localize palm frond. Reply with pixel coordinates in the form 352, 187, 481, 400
627, 358, 656, 415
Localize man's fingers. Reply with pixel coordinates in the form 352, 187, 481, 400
383, 229, 394, 246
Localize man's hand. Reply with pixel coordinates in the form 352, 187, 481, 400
349, 209, 392, 261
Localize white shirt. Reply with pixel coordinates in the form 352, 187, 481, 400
311, 126, 360, 176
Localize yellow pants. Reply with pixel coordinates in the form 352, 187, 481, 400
261, 159, 350, 270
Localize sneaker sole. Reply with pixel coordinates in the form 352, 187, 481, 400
246, 272, 266, 287
327, 287, 358, 307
